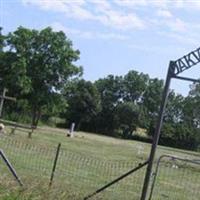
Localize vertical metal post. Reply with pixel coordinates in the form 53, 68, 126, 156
0, 149, 23, 186
140, 62, 175, 200
49, 143, 61, 187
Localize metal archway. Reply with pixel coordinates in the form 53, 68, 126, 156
141, 46, 200, 200
82, 47, 200, 200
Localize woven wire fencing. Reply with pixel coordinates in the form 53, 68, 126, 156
1, 135, 199, 200
149, 155, 200, 200
0, 136, 146, 200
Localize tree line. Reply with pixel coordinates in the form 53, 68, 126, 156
0, 27, 199, 151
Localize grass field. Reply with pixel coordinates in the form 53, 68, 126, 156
0, 126, 199, 200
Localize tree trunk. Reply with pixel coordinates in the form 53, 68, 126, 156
76, 119, 82, 131
31, 106, 41, 127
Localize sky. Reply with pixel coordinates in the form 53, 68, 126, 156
1, 0, 200, 95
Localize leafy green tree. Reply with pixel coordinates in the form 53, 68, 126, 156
143, 78, 163, 118
0, 27, 30, 96
0, 27, 5, 52
188, 82, 200, 128
95, 75, 123, 134
123, 70, 149, 102
0, 52, 30, 94
149, 87, 200, 150
114, 102, 139, 138
64, 79, 101, 131
95, 71, 149, 135
165, 91, 185, 123
143, 78, 163, 134
2, 26, 82, 126
158, 122, 200, 150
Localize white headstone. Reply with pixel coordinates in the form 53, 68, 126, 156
67, 122, 75, 138
0, 123, 5, 135
137, 144, 144, 155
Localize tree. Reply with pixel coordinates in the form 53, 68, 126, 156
0, 52, 30, 94
64, 79, 101, 131
0, 27, 31, 98
143, 78, 163, 118
165, 91, 185, 123
95, 75, 123, 135
188, 82, 200, 128
123, 70, 149, 102
2, 26, 82, 126
142, 78, 163, 132
0, 27, 5, 52
114, 102, 139, 138
148, 87, 200, 150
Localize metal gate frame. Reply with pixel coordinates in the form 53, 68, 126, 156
84, 47, 200, 200
148, 154, 200, 200
141, 47, 200, 200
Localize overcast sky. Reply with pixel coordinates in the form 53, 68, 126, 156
1, 0, 200, 95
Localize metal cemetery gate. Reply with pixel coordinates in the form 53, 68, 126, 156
149, 155, 200, 200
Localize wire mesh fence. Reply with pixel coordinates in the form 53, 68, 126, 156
149, 155, 200, 200
56, 149, 147, 200
0, 135, 146, 200
0, 135, 199, 200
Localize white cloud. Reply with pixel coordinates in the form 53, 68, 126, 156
157, 9, 172, 18
114, 0, 200, 10
172, 0, 200, 10
68, 4, 94, 20
97, 9, 145, 30
128, 43, 185, 54
22, 0, 145, 31
21, 0, 199, 44
22, 0, 92, 20
22, 0, 69, 12
152, 16, 187, 33
51, 22, 129, 40
97, 32, 129, 40
158, 31, 198, 46
167, 18, 187, 32
114, 0, 147, 7
88, 0, 111, 10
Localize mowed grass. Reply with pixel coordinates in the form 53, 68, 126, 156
0, 126, 199, 200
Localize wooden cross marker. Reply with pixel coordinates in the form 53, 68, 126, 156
0, 88, 16, 118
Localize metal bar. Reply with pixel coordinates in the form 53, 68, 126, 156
148, 155, 165, 200
83, 160, 149, 200
140, 62, 174, 200
148, 154, 200, 200
158, 154, 200, 165
173, 47, 200, 75
0, 149, 23, 186
49, 143, 61, 187
172, 75, 200, 83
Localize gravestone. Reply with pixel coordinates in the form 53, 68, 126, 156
0, 123, 5, 135
67, 122, 75, 138
137, 144, 144, 155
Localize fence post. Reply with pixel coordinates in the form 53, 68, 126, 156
49, 143, 61, 187
140, 63, 174, 200
0, 149, 23, 186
